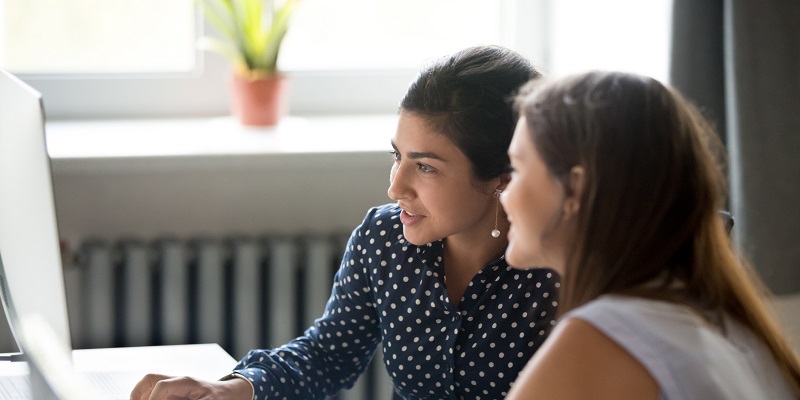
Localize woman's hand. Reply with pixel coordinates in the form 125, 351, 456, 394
129, 373, 254, 400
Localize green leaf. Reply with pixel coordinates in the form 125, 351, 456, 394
198, 0, 237, 42
198, 0, 297, 72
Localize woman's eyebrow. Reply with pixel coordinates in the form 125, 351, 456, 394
408, 151, 447, 161
390, 140, 448, 161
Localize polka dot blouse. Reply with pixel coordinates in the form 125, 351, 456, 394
233, 204, 560, 400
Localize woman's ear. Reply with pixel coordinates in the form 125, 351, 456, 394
563, 166, 585, 217
497, 172, 512, 191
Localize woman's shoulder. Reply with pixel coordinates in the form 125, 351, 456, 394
564, 295, 701, 334
351, 203, 405, 247
562, 296, 797, 399
507, 316, 659, 400
361, 203, 402, 228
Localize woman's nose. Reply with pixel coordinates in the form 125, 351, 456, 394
387, 163, 410, 201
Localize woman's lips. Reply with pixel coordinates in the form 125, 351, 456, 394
399, 209, 424, 226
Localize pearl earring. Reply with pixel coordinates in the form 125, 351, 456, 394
492, 189, 502, 238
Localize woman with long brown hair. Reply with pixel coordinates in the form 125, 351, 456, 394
502, 71, 800, 399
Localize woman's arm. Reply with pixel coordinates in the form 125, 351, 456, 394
130, 207, 387, 400
231, 209, 384, 399
130, 221, 380, 400
506, 318, 659, 400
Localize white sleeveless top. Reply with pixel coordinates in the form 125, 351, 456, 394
563, 295, 795, 400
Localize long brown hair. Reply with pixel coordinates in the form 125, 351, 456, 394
517, 71, 800, 394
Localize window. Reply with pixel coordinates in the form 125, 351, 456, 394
1, 0, 196, 74
0, 0, 671, 119
273, 0, 546, 116
547, 0, 673, 83
0, 0, 220, 119
279, 0, 511, 71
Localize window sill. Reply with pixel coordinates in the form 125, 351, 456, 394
46, 114, 398, 173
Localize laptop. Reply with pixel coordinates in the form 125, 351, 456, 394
0, 69, 150, 399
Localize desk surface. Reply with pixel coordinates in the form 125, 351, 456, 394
71, 343, 237, 375
0, 343, 238, 399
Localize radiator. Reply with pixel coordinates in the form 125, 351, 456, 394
64, 234, 394, 400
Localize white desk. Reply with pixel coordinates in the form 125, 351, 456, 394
71, 343, 236, 375
0, 343, 237, 399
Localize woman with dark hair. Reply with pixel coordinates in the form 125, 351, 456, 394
131, 45, 559, 400
502, 71, 800, 399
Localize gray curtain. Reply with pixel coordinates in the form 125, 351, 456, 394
670, 0, 800, 295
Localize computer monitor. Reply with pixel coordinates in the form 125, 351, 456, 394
16, 313, 102, 400
0, 69, 72, 352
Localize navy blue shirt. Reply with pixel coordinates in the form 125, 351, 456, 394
233, 204, 560, 399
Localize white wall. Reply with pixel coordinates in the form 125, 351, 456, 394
51, 152, 391, 248
44, 116, 400, 247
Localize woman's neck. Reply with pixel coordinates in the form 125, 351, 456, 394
444, 234, 507, 269
441, 218, 509, 305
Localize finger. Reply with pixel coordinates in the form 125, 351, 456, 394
149, 376, 203, 400
129, 373, 172, 400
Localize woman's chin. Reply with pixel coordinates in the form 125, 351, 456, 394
401, 227, 436, 246
506, 243, 555, 270
504, 248, 534, 270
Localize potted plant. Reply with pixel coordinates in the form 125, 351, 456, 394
198, 0, 299, 126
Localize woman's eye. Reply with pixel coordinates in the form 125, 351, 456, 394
389, 150, 400, 162
417, 163, 435, 173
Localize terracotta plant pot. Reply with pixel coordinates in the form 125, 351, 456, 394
230, 73, 290, 127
